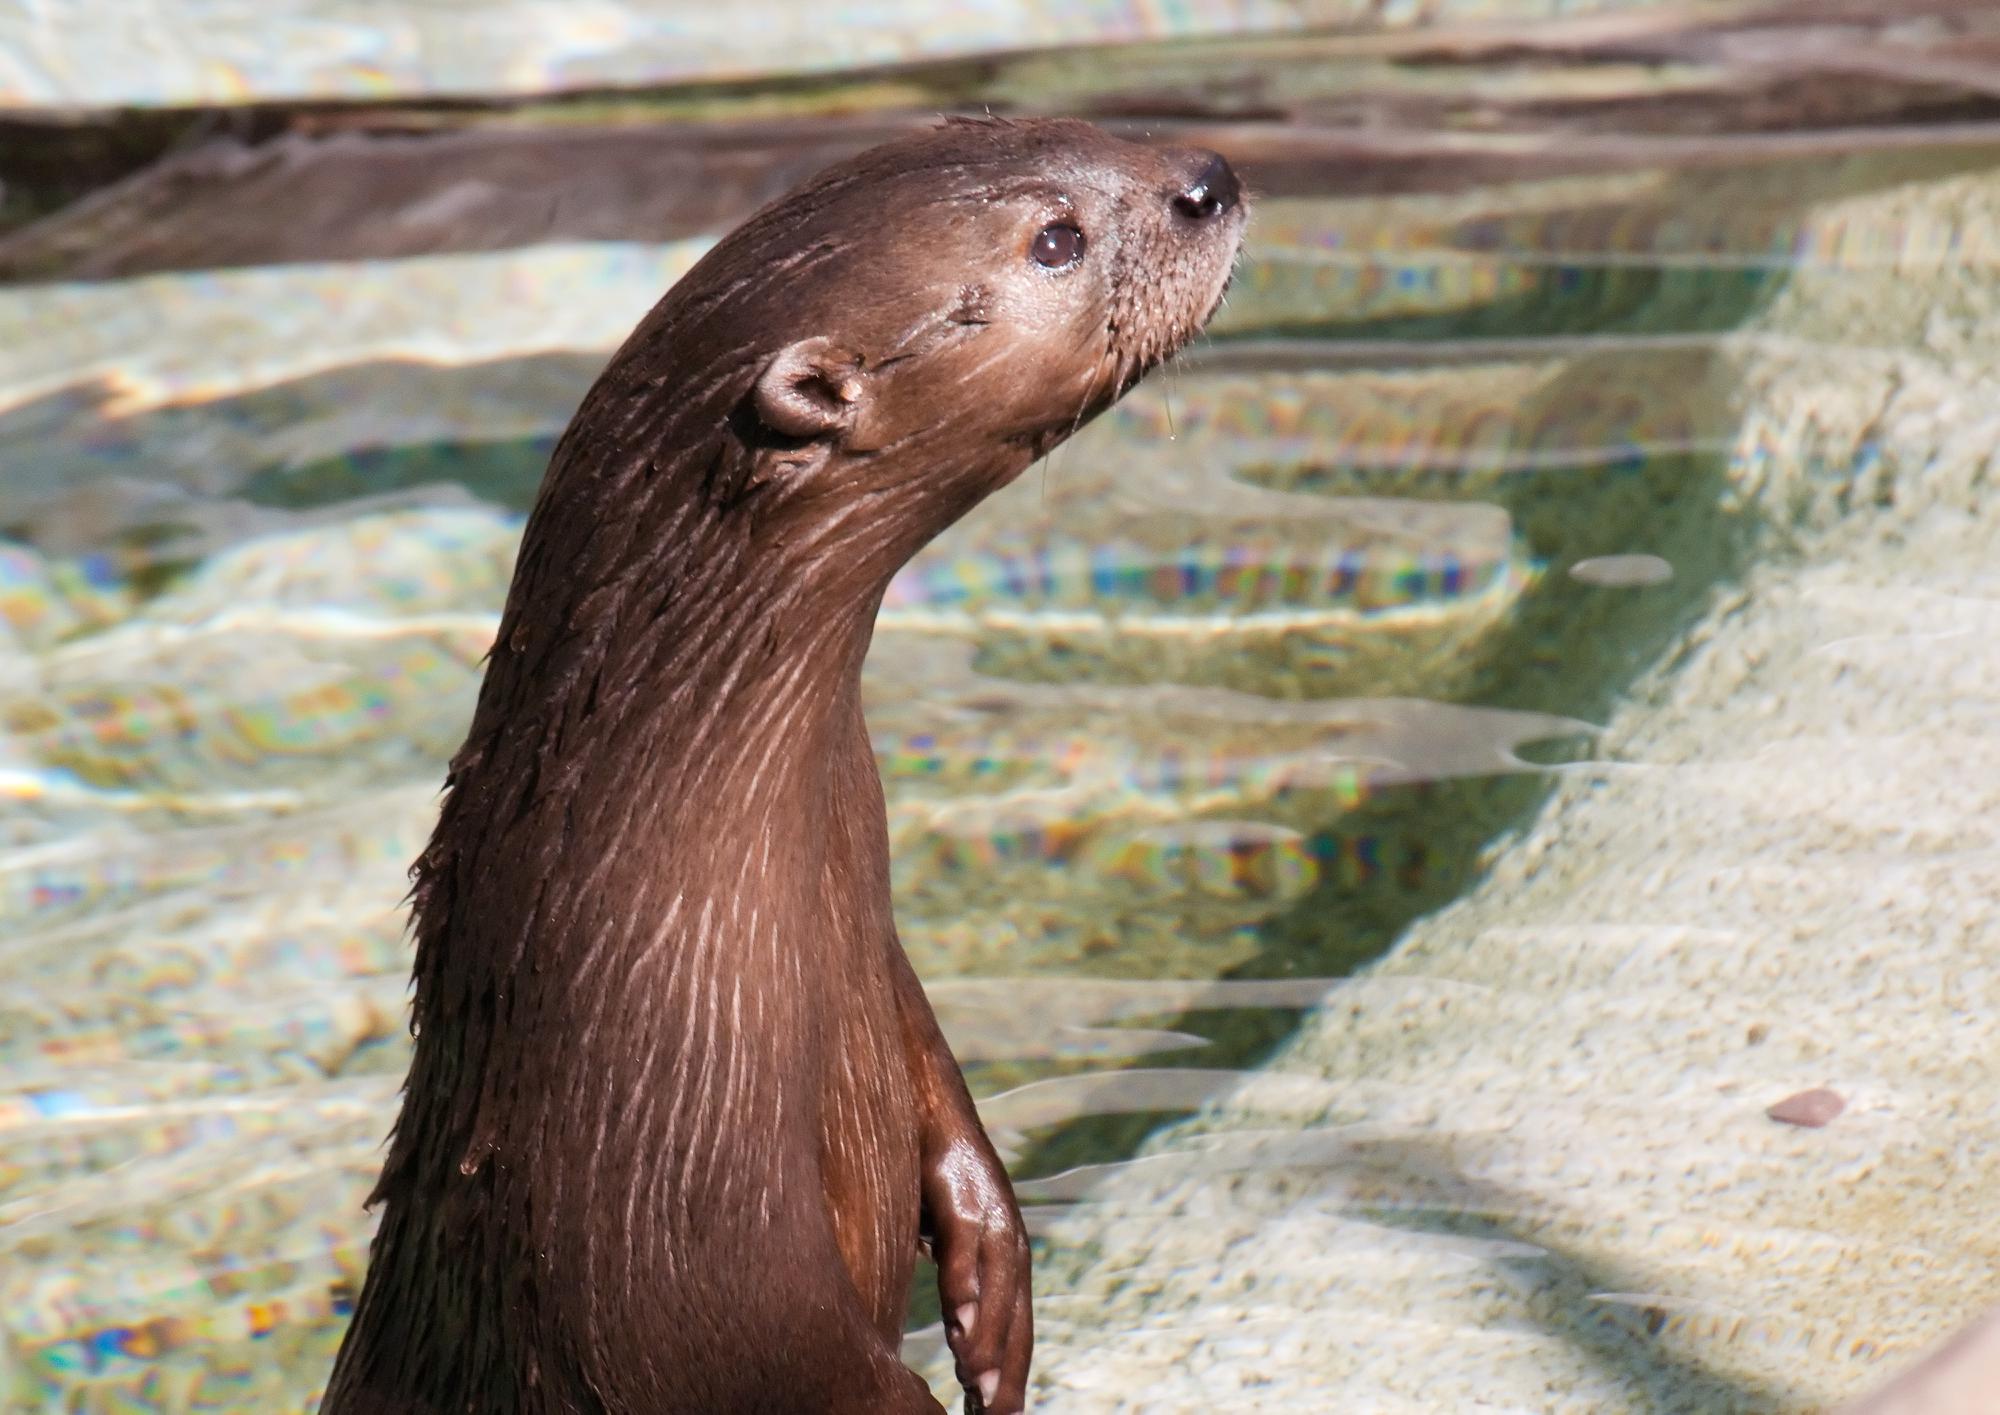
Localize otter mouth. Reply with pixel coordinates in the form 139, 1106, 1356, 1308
1146, 250, 1243, 387
1095, 251, 1242, 410
1201, 262, 1239, 329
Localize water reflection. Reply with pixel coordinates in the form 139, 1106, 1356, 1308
6, 8, 2000, 1411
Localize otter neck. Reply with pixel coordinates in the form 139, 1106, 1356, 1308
421, 495, 897, 1179
464, 406, 1033, 902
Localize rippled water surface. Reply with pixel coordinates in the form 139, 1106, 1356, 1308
6, 4, 2000, 1410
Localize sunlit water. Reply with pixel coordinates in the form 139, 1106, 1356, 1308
5, 9, 2000, 1411
0, 0, 1691, 109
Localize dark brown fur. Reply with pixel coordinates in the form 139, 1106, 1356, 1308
322, 116, 1246, 1414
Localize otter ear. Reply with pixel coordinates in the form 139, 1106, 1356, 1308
751, 337, 868, 441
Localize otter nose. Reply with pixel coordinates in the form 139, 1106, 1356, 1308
1172, 152, 1241, 222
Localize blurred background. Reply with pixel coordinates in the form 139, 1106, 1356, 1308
4, 2, 2000, 1410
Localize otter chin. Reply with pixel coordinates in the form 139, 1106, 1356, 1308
323, 116, 1247, 1415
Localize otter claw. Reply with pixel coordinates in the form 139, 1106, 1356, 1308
923, 1133, 1033, 1415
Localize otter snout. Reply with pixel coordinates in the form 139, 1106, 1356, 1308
1170, 151, 1242, 223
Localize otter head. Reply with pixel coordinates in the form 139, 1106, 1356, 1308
602, 116, 1248, 593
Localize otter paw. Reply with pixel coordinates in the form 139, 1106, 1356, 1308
923, 1135, 1032, 1415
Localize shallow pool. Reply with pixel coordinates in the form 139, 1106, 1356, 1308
4, 5, 1999, 1410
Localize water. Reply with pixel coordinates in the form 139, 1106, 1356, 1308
5, 5, 2000, 1410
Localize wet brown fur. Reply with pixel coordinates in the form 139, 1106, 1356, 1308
322, 117, 1245, 1414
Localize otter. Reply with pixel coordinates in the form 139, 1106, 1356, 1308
322, 116, 1246, 1414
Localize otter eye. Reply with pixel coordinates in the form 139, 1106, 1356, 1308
1030, 223, 1085, 269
